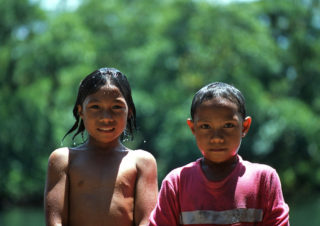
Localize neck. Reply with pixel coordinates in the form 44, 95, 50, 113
201, 155, 239, 181
84, 137, 125, 153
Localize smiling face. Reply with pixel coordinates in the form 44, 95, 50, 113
187, 97, 251, 164
78, 84, 129, 146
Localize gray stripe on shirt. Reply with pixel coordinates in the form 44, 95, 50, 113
180, 208, 263, 225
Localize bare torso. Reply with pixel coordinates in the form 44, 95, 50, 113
68, 147, 139, 226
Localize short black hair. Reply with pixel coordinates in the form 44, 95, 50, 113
190, 82, 246, 120
64, 68, 136, 141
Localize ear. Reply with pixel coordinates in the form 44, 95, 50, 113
187, 118, 195, 135
77, 105, 83, 118
242, 116, 252, 137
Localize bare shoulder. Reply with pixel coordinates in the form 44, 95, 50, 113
126, 149, 157, 172
47, 147, 69, 171
129, 149, 156, 165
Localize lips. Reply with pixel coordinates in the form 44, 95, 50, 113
97, 127, 115, 133
209, 148, 227, 152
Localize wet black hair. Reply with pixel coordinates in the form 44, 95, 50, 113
190, 82, 246, 120
63, 67, 136, 142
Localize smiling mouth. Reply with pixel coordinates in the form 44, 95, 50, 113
98, 127, 115, 133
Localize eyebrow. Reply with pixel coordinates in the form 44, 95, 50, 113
197, 117, 239, 123
113, 98, 126, 104
87, 96, 125, 102
86, 98, 101, 103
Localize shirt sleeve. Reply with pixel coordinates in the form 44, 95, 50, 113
149, 176, 181, 226
262, 168, 290, 226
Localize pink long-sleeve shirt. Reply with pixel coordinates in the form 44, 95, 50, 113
149, 155, 289, 226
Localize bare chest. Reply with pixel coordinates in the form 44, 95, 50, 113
67, 152, 137, 225
68, 152, 137, 193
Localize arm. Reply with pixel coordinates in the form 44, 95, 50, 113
263, 169, 290, 226
149, 173, 181, 226
44, 148, 69, 226
134, 150, 158, 226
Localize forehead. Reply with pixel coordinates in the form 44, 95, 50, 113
85, 84, 125, 102
194, 97, 240, 120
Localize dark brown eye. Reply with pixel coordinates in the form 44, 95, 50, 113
112, 105, 123, 110
200, 124, 210, 129
90, 105, 99, 109
224, 123, 235, 128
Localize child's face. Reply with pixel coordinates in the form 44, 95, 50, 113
187, 97, 251, 163
78, 84, 129, 144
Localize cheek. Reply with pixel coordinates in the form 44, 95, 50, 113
120, 110, 129, 121
195, 132, 209, 142
230, 138, 242, 151
116, 112, 129, 128
82, 112, 96, 122
195, 135, 207, 150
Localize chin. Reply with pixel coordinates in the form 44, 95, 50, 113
203, 154, 230, 163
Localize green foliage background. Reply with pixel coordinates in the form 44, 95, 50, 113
1, 0, 320, 211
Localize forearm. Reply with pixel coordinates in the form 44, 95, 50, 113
45, 196, 68, 226
135, 151, 158, 225
44, 148, 69, 226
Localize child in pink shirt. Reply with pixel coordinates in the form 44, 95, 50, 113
149, 82, 289, 226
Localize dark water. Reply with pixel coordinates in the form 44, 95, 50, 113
0, 196, 319, 226
288, 195, 320, 226
0, 207, 44, 226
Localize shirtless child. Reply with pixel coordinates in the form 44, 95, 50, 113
44, 68, 158, 226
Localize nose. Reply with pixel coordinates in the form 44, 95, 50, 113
210, 130, 224, 144
100, 109, 114, 121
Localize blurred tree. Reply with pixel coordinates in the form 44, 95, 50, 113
0, 0, 47, 207
250, 0, 320, 198
0, 0, 96, 207
1, 0, 320, 208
